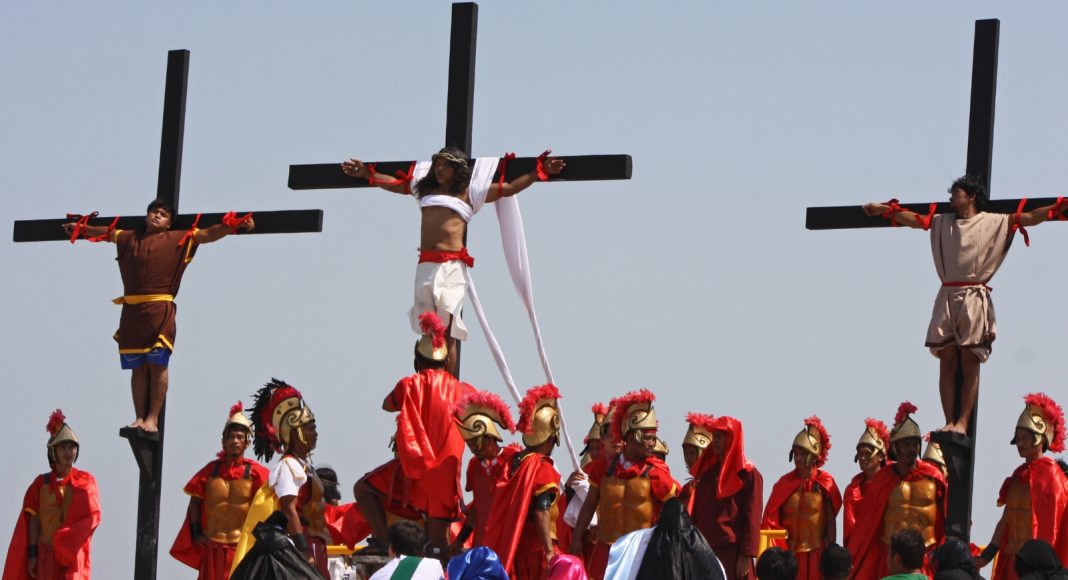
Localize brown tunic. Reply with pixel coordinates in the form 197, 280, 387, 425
113, 229, 197, 353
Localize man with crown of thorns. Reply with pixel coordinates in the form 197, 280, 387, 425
170, 402, 269, 580
483, 384, 568, 579
450, 389, 520, 551
3, 410, 101, 580
353, 311, 475, 560
975, 393, 1068, 579
761, 416, 842, 580
847, 402, 946, 579
568, 389, 679, 580
841, 418, 890, 546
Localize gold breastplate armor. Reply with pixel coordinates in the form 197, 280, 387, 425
37, 481, 72, 545
597, 475, 655, 544
781, 488, 826, 553
1003, 481, 1032, 555
882, 479, 938, 547
205, 476, 256, 544
301, 472, 331, 542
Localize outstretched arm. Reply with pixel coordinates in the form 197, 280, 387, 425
485, 156, 566, 203
341, 158, 411, 195
1015, 199, 1068, 227
193, 216, 255, 244
61, 222, 118, 242
862, 203, 926, 229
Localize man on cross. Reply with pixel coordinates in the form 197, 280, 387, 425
62, 199, 254, 432
341, 147, 565, 377
862, 176, 1068, 434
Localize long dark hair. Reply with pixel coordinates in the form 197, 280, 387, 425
415, 147, 472, 198
949, 175, 988, 212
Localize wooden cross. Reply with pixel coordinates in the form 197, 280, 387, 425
805, 20, 1044, 542
286, 2, 633, 377
11, 50, 323, 579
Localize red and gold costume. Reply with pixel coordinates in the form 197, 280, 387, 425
846, 402, 946, 580
690, 416, 763, 580
990, 393, 1068, 580
484, 385, 567, 580
761, 417, 842, 580
454, 390, 519, 546
3, 411, 101, 580
841, 418, 889, 546
113, 227, 198, 354
680, 412, 715, 512
170, 403, 270, 580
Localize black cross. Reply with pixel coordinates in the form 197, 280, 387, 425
805, 20, 1035, 543
11, 50, 323, 579
286, 2, 633, 376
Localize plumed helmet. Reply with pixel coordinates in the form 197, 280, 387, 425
518, 384, 562, 448
890, 401, 922, 444
223, 400, 253, 436
1012, 393, 1065, 453
790, 415, 831, 467
250, 378, 315, 462
683, 412, 716, 450
454, 390, 516, 443
46, 409, 78, 464
652, 437, 669, 458
586, 403, 609, 443
856, 417, 890, 462
415, 311, 448, 362
610, 390, 658, 443
922, 433, 947, 477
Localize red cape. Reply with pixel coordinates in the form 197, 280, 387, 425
995, 457, 1068, 569
841, 471, 868, 546
845, 461, 945, 580
692, 416, 752, 499
761, 469, 842, 549
483, 452, 561, 575
3, 468, 101, 580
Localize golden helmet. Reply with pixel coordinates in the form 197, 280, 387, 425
454, 390, 516, 443
46, 409, 78, 463
683, 412, 715, 450
586, 403, 609, 443
790, 416, 830, 467
1012, 393, 1066, 453
922, 435, 946, 474
856, 417, 890, 460
611, 390, 658, 443
250, 378, 316, 461
223, 401, 253, 435
415, 311, 448, 362
518, 384, 562, 448
653, 437, 669, 458
890, 401, 922, 444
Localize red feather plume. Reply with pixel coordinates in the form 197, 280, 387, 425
894, 401, 918, 427
864, 417, 890, 450
804, 415, 831, 467
517, 384, 561, 435
418, 310, 447, 349
1024, 392, 1066, 453
591, 402, 609, 416
609, 389, 656, 442
229, 401, 244, 417
454, 390, 517, 433
46, 409, 66, 436
259, 385, 302, 450
686, 412, 717, 432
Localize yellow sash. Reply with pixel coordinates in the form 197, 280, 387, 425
229, 484, 281, 573
111, 294, 174, 305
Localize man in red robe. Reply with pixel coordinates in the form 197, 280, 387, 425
483, 384, 567, 579
680, 412, 715, 511
450, 389, 520, 550
63, 199, 254, 433
976, 393, 1068, 579
690, 415, 763, 580
354, 312, 475, 558
841, 418, 889, 546
567, 389, 679, 580
846, 402, 946, 579
761, 416, 842, 580
170, 402, 270, 579
3, 410, 101, 580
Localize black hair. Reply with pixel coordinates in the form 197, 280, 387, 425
890, 529, 926, 571
819, 543, 852, 580
315, 466, 342, 504
414, 147, 472, 197
756, 547, 798, 580
146, 198, 175, 217
387, 520, 426, 557
948, 175, 988, 212
931, 538, 980, 578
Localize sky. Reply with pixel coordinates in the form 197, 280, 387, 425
3, 1, 1068, 577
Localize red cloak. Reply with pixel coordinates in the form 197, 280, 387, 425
761, 469, 842, 580
845, 461, 946, 580
465, 444, 521, 546
991, 456, 1068, 580
841, 471, 869, 546
483, 451, 562, 576
3, 468, 101, 580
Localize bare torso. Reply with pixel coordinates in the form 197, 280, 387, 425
419, 189, 470, 251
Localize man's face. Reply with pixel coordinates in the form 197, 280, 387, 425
433, 158, 456, 186
856, 444, 881, 471
300, 421, 318, 452
793, 446, 815, 470
587, 439, 604, 461
948, 187, 974, 213
894, 439, 921, 466
146, 206, 172, 232
682, 444, 701, 469
625, 429, 656, 459
222, 427, 251, 459
1013, 427, 1042, 458
711, 430, 730, 457
52, 442, 78, 472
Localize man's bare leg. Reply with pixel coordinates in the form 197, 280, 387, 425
129, 366, 150, 429
426, 517, 450, 562
353, 480, 390, 549
445, 336, 459, 378
954, 349, 981, 434
937, 346, 960, 431
141, 364, 168, 433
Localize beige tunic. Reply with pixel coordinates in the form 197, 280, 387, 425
925, 212, 1014, 361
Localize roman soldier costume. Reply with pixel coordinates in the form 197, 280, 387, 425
761, 416, 842, 580
580, 403, 609, 469
170, 402, 269, 579
989, 393, 1068, 580
3, 410, 101, 580
842, 418, 889, 546
680, 412, 716, 511
454, 389, 519, 547
847, 402, 946, 579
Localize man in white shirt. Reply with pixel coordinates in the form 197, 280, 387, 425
369, 521, 444, 580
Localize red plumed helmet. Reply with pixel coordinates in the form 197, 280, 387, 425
46, 409, 66, 436
517, 384, 562, 448
418, 311, 447, 350
894, 401, 918, 427
801, 415, 831, 467
610, 389, 657, 442
1020, 392, 1066, 453
454, 390, 517, 433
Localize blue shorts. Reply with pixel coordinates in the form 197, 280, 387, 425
119, 348, 172, 370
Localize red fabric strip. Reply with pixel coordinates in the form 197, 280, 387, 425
177, 213, 202, 248
85, 216, 120, 243
419, 247, 475, 268
1048, 196, 1066, 221
1010, 197, 1030, 247
366, 162, 416, 193
65, 212, 99, 243
221, 211, 253, 233
920, 202, 938, 231
535, 150, 551, 182
880, 199, 905, 227
498, 152, 516, 191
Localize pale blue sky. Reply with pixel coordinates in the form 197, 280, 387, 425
3, 2, 1068, 577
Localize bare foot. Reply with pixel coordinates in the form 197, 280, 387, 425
938, 423, 955, 432
140, 419, 159, 433
949, 423, 968, 435
128, 418, 145, 429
